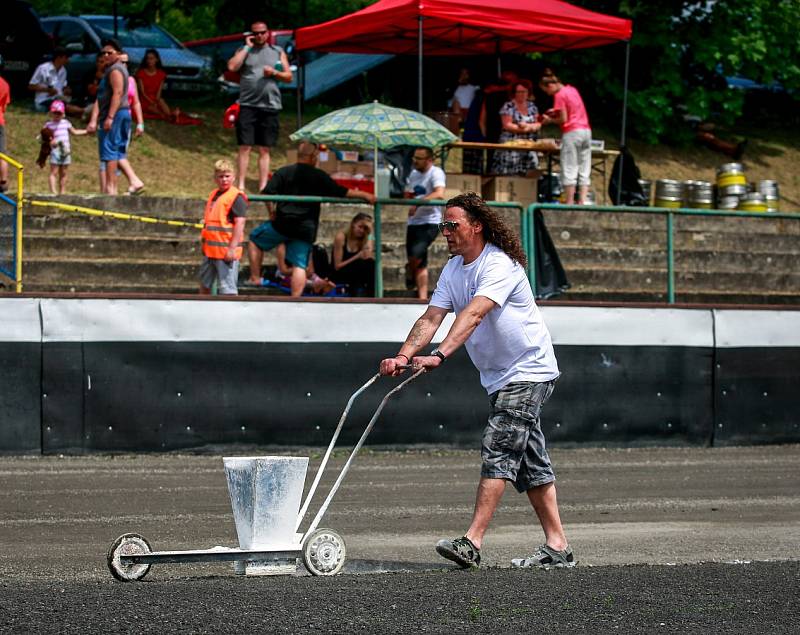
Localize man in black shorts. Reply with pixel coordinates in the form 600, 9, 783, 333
227, 21, 292, 192
404, 147, 446, 299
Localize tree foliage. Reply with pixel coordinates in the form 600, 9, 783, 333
555, 0, 800, 143
29, 0, 372, 41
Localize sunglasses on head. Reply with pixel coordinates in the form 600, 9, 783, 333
438, 221, 459, 233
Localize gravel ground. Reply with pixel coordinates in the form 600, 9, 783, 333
1, 562, 797, 633
1, 446, 798, 633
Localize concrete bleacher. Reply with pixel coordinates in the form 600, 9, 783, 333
12, 195, 800, 304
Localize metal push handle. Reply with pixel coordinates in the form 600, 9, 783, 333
296, 372, 380, 530
301, 368, 425, 541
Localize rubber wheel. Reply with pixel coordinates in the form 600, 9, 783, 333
107, 533, 153, 582
302, 528, 346, 576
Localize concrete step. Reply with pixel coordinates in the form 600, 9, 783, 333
20, 233, 800, 276
542, 210, 800, 234
12, 195, 800, 303
21, 256, 799, 295
19, 234, 453, 267
549, 225, 800, 253
22, 206, 798, 256
562, 265, 800, 293
28, 196, 799, 235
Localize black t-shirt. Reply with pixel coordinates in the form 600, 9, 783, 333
211, 191, 247, 223
263, 163, 348, 243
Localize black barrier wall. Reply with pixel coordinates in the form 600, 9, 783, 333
1, 299, 797, 452
0, 299, 42, 453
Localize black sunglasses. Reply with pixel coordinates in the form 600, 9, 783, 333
438, 221, 459, 233
252, 30, 268, 35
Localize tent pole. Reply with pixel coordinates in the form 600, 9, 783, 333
615, 39, 631, 205
496, 38, 501, 77
418, 16, 423, 112
296, 56, 304, 130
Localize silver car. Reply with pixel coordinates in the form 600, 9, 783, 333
40, 15, 212, 94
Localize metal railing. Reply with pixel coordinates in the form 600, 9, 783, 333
0, 152, 24, 293
526, 203, 799, 303
251, 195, 526, 297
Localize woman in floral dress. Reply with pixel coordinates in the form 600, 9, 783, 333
491, 80, 541, 176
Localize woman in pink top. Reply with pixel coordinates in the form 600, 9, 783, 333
540, 76, 592, 205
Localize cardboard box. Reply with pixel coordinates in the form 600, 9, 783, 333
444, 173, 483, 200
319, 153, 338, 173
285, 148, 338, 173
482, 174, 539, 208
336, 160, 375, 176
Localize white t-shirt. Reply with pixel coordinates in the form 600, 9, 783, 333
430, 243, 559, 394
405, 165, 446, 226
452, 84, 479, 111
30, 62, 68, 107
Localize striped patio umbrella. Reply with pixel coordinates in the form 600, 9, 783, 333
289, 101, 457, 151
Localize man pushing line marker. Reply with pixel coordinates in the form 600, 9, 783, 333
379, 192, 574, 570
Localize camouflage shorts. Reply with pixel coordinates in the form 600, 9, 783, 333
481, 380, 557, 493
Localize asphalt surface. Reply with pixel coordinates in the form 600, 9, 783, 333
1, 445, 799, 633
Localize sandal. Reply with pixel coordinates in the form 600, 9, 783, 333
511, 544, 576, 569
240, 278, 268, 288
435, 536, 480, 569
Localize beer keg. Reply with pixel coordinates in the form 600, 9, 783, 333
757, 180, 780, 211
638, 179, 652, 206
717, 196, 740, 210
737, 192, 769, 212
716, 162, 746, 188
654, 179, 684, 208
685, 180, 714, 209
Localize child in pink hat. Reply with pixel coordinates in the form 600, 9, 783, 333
42, 99, 87, 194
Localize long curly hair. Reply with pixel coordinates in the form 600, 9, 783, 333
445, 192, 528, 268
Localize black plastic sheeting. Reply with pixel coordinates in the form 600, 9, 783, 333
0, 343, 41, 453
34, 341, 717, 453
713, 347, 800, 446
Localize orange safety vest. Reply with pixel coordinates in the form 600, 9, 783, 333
201, 186, 246, 260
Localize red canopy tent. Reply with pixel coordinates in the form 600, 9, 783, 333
296, 0, 634, 202
296, 0, 632, 57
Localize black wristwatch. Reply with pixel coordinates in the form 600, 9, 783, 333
430, 348, 446, 363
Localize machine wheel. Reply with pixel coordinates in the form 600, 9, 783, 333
107, 533, 153, 582
302, 528, 346, 576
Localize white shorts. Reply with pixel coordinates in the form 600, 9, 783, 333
50, 145, 72, 166
560, 128, 591, 187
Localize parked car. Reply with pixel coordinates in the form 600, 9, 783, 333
0, 1, 53, 94
182, 29, 295, 79
40, 15, 213, 94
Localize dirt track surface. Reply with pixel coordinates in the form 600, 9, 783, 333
1, 446, 799, 632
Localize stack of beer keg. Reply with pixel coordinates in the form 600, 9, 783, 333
715, 163, 780, 212
650, 165, 779, 212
